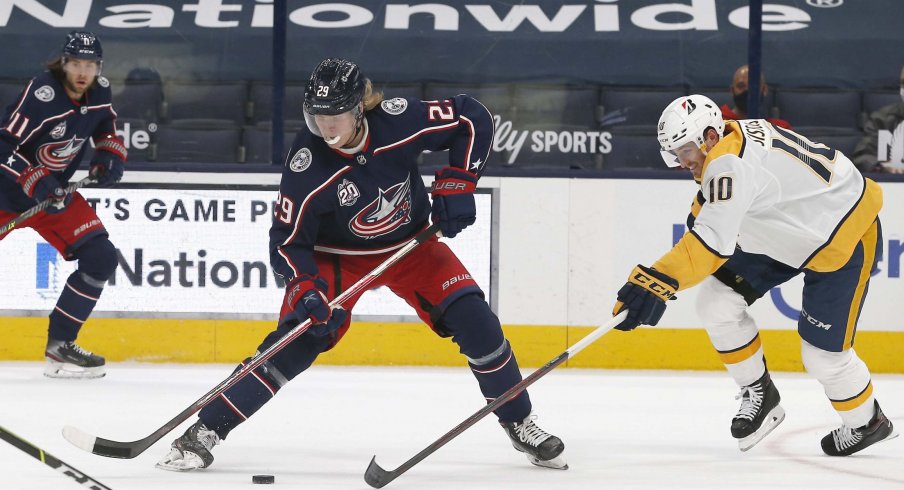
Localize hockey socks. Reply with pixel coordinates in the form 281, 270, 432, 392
48, 271, 104, 342
469, 340, 532, 422
199, 358, 289, 439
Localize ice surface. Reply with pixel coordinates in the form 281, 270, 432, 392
1, 363, 901, 489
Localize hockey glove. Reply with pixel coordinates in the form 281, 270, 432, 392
89, 135, 127, 187
16, 166, 70, 214
286, 274, 347, 337
431, 167, 477, 239
612, 265, 678, 331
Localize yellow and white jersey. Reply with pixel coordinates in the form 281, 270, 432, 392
654, 120, 882, 290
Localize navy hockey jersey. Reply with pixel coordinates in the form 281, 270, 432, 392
269, 95, 494, 281
0, 72, 117, 212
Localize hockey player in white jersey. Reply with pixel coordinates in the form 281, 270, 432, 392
611, 94, 896, 456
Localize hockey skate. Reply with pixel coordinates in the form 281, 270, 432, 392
502, 414, 567, 470
821, 400, 898, 456
156, 421, 220, 471
44, 339, 106, 379
731, 370, 785, 451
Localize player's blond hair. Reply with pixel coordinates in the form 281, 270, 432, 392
363, 79, 384, 112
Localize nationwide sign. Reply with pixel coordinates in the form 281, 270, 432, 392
0, 0, 823, 31
0, 0, 901, 88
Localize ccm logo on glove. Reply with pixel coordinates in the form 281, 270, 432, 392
628, 269, 677, 300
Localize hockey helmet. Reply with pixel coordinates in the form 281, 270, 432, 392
61, 30, 103, 77
303, 58, 366, 137
657, 94, 724, 167
63, 31, 103, 62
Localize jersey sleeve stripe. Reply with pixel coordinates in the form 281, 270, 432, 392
459, 115, 475, 170
372, 121, 459, 156
9, 80, 33, 116
472, 97, 495, 166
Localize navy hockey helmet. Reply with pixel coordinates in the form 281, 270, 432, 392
62, 31, 103, 62
304, 58, 365, 116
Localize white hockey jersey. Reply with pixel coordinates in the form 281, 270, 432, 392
653, 119, 883, 290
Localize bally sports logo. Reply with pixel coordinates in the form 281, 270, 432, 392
37, 135, 85, 170
348, 176, 412, 238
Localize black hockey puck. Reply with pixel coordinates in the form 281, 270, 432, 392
252, 474, 275, 484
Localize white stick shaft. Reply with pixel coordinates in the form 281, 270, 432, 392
566, 311, 627, 356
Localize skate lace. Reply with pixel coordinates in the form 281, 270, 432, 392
195, 425, 220, 450
515, 415, 551, 447
734, 383, 764, 421
831, 426, 863, 451
66, 342, 94, 357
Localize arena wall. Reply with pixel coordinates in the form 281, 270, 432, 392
2, 171, 901, 372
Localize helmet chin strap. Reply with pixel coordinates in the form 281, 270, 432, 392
341, 106, 366, 149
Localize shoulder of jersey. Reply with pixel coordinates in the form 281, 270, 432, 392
283, 131, 337, 176
28, 72, 60, 104
376, 96, 419, 118
90, 76, 113, 102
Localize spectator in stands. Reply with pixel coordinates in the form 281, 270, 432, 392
722, 65, 791, 129
852, 65, 904, 174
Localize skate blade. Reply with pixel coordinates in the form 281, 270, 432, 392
738, 405, 786, 452
527, 453, 569, 470
44, 360, 106, 379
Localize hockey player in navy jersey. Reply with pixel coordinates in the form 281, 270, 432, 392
157, 58, 567, 472
0, 31, 127, 378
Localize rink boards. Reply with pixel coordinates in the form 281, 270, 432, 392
1, 171, 901, 372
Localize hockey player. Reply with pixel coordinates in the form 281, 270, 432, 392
157, 58, 566, 472
0, 31, 126, 379
611, 94, 896, 456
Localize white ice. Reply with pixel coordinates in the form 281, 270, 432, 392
1, 362, 902, 490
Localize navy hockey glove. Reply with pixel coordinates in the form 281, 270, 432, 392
612, 265, 678, 331
286, 275, 347, 337
89, 135, 127, 187
16, 166, 70, 214
431, 167, 477, 239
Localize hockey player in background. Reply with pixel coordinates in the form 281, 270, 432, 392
0, 31, 127, 379
611, 94, 896, 456
157, 58, 567, 472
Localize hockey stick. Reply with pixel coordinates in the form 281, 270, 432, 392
0, 424, 112, 490
62, 223, 442, 459
363, 310, 628, 488
0, 176, 97, 239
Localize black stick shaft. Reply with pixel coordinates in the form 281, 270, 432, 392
0, 425, 112, 490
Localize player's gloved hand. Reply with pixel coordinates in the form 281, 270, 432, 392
286, 274, 347, 337
89, 135, 127, 187
612, 264, 679, 331
431, 167, 477, 239
16, 166, 71, 213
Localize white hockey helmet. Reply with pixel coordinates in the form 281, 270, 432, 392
657, 94, 724, 167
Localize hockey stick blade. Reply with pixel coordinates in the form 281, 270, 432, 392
364, 456, 396, 489
363, 311, 627, 488
62, 425, 147, 459
64, 224, 441, 460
